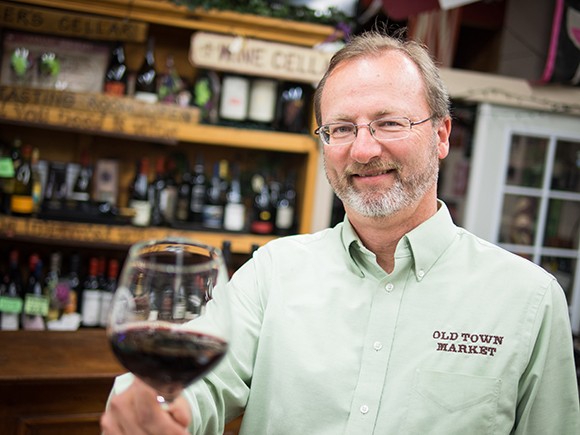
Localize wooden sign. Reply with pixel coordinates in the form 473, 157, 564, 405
0, 1, 148, 42
190, 32, 333, 84
0, 86, 200, 142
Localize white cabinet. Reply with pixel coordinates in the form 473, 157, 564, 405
464, 103, 580, 333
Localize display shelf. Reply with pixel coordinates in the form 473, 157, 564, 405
13, 0, 338, 47
0, 216, 276, 254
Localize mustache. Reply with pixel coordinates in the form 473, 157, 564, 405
344, 160, 403, 177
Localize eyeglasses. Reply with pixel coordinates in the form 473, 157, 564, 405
314, 116, 432, 146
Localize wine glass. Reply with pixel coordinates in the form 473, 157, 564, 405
107, 238, 230, 405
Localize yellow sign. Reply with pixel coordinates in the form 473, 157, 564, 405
0, 1, 148, 42
190, 32, 333, 84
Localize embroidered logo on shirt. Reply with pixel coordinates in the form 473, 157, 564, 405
432, 330, 504, 357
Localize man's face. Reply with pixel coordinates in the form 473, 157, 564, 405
320, 51, 450, 218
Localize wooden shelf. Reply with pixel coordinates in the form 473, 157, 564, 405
13, 0, 338, 47
0, 216, 276, 254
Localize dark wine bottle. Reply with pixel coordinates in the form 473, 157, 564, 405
99, 258, 118, 327
69, 149, 93, 208
134, 36, 158, 103
250, 172, 274, 235
275, 81, 312, 133
189, 154, 206, 223
129, 158, 151, 227
103, 42, 128, 96
44, 251, 65, 323
149, 156, 167, 227
10, 143, 33, 216
202, 160, 228, 229
0, 249, 23, 330
22, 253, 47, 330
175, 160, 192, 224
275, 171, 297, 235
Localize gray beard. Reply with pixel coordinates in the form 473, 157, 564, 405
326, 139, 440, 218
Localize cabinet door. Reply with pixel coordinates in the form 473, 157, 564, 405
464, 103, 580, 333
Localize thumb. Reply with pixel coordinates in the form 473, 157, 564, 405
168, 395, 192, 428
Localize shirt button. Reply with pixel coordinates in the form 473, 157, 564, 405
373, 341, 383, 351
417, 269, 425, 278
360, 405, 369, 414
385, 282, 394, 292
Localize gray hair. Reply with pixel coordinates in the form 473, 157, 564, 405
313, 31, 450, 126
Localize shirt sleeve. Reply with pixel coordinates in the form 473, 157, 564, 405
514, 278, 580, 434
183, 251, 267, 434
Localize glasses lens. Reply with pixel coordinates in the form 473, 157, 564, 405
371, 117, 410, 141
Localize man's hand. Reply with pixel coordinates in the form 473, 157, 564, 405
101, 377, 191, 435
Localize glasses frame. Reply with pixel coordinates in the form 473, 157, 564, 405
314, 116, 432, 146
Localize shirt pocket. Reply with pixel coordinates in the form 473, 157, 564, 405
400, 369, 501, 435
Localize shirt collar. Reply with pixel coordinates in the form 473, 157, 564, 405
340, 201, 458, 280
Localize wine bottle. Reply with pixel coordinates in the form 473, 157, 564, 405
157, 54, 185, 105
0, 249, 23, 330
10, 143, 33, 216
103, 42, 128, 96
81, 257, 101, 327
275, 171, 297, 235
219, 74, 250, 121
30, 147, 42, 215
202, 160, 228, 229
0, 141, 16, 215
149, 156, 167, 227
223, 162, 246, 232
64, 253, 80, 315
189, 153, 206, 223
248, 78, 278, 126
69, 149, 93, 208
22, 253, 47, 330
192, 69, 220, 124
250, 172, 274, 235
128, 157, 152, 227
134, 36, 158, 103
175, 159, 192, 224
161, 157, 178, 225
99, 258, 118, 327
44, 251, 66, 323
275, 81, 313, 133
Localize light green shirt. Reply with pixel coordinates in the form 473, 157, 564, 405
112, 202, 580, 434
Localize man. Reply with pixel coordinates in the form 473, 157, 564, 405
101, 31, 580, 434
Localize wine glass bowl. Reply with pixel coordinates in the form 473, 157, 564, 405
107, 238, 230, 404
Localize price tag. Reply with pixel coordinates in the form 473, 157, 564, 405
24, 294, 49, 316
0, 296, 23, 313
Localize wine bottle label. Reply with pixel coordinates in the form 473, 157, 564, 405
248, 79, 277, 123
203, 204, 224, 229
81, 289, 101, 326
219, 76, 249, 121
104, 81, 126, 96
224, 203, 246, 231
0, 313, 19, 330
276, 206, 294, 230
129, 199, 152, 226
10, 195, 33, 214
134, 91, 158, 104
0, 296, 23, 314
24, 294, 49, 316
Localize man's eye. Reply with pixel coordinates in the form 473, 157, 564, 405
375, 119, 405, 129
331, 125, 354, 135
